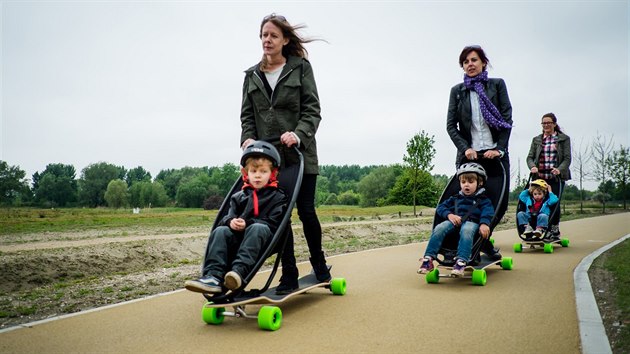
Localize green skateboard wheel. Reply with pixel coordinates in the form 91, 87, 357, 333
513, 243, 522, 253
561, 238, 570, 247
258, 306, 282, 331
330, 278, 347, 295
426, 268, 440, 284
201, 303, 225, 325
500, 257, 513, 270
544, 243, 554, 253
472, 269, 487, 286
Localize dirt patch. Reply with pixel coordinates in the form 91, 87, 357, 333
0, 217, 432, 329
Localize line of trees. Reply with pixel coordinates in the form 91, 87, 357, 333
1, 132, 628, 211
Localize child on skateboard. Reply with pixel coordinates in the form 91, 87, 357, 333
517, 179, 558, 239
185, 141, 287, 293
418, 163, 495, 277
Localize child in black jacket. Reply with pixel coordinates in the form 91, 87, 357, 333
185, 141, 287, 293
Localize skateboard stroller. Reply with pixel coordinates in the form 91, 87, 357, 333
422, 158, 513, 286
195, 140, 346, 331
513, 175, 569, 253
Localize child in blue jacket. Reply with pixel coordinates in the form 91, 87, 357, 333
418, 163, 495, 277
517, 179, 558, 239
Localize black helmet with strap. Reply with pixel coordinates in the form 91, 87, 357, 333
240, 140, 281, 168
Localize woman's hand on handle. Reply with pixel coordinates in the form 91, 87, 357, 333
482, 150, 501, 159
465, 148, 478, 160
241, 138, 255, 150
530, 166, 538, 174
280, 131, 298, 147
551, 167, 560, 176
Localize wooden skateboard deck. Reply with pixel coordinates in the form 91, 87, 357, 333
204, 272, 338, 308
423, 254, 513, 286
199, 270, 346, 331
514, 236, 570, 253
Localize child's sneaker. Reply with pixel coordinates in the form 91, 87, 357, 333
417, 256, 435, 274
533, 227, 545, 238
224, 270, 242, 290
522, 224, 534, 236
451, 259, 466, 277
184, 275, 222, 294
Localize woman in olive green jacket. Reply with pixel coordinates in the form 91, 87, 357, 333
526, 113, 572, 238
240, 14, 330, 294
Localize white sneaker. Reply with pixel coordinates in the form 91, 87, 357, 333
522, 225, 534, 236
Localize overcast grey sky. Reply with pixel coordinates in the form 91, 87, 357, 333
1, 1, 628, 191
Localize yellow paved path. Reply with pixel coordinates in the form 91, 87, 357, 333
1, 213, 628, 353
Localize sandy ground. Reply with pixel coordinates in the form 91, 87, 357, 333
0, 213, 628, 353
0, 216, 435, 329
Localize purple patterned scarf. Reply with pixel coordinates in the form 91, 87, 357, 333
463, 70, 512, 130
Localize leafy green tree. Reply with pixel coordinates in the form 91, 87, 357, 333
402, 131, 436, 215
0, 161, 31, 206
324, 193, 339, 205
357, 165, 401, 207
156, 166, 210, 200
32, 163, 78, 207
388, 169, 438, 207
316, 175, 330, 206
79, 162, 126, 207
129, 181, 168, 208
607, 146, 630, 209
592, 191, 611, 211
104, 179, 129, 208
338, 190, 360, 205
594, 181, 615, 213
209, 163, 240, 196
125, 166, 151, 187
432, 174, 450, 200
176, 175, 212, 208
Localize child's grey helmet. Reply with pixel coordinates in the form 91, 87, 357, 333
456, 162, 487, 182
241, 141, 281, 168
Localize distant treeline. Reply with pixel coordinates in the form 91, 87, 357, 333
1, 160, 622, 210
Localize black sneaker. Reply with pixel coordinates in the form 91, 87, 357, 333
485, 247, 502, 261
276, 266, 299, 295
310, 251, 332, 282
184, 275, 222, 294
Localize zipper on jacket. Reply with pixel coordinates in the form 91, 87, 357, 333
253, 67, 296, 108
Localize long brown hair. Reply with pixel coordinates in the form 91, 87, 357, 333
259, 14, 317, 71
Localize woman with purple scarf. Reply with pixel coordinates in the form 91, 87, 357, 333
446, 45, 513, 260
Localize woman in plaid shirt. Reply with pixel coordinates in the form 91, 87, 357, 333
526, 113, 572, 239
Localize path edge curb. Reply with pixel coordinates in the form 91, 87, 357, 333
575, 233, 629, 354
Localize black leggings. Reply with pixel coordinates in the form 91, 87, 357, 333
542, 177, 565, 226
281, 174, 323, 269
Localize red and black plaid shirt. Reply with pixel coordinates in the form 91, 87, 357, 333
538, 133, 558, 179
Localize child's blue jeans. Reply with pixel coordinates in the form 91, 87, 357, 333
424, 220, 479, 263
517, 211, 549, 229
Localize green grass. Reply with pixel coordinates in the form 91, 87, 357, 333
2, 203, 622, 236
0, 207, 217, 235
602, 239, 630, 352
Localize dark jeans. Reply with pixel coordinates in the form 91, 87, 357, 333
280, 174, 323, 271
203, 224, 272, 278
